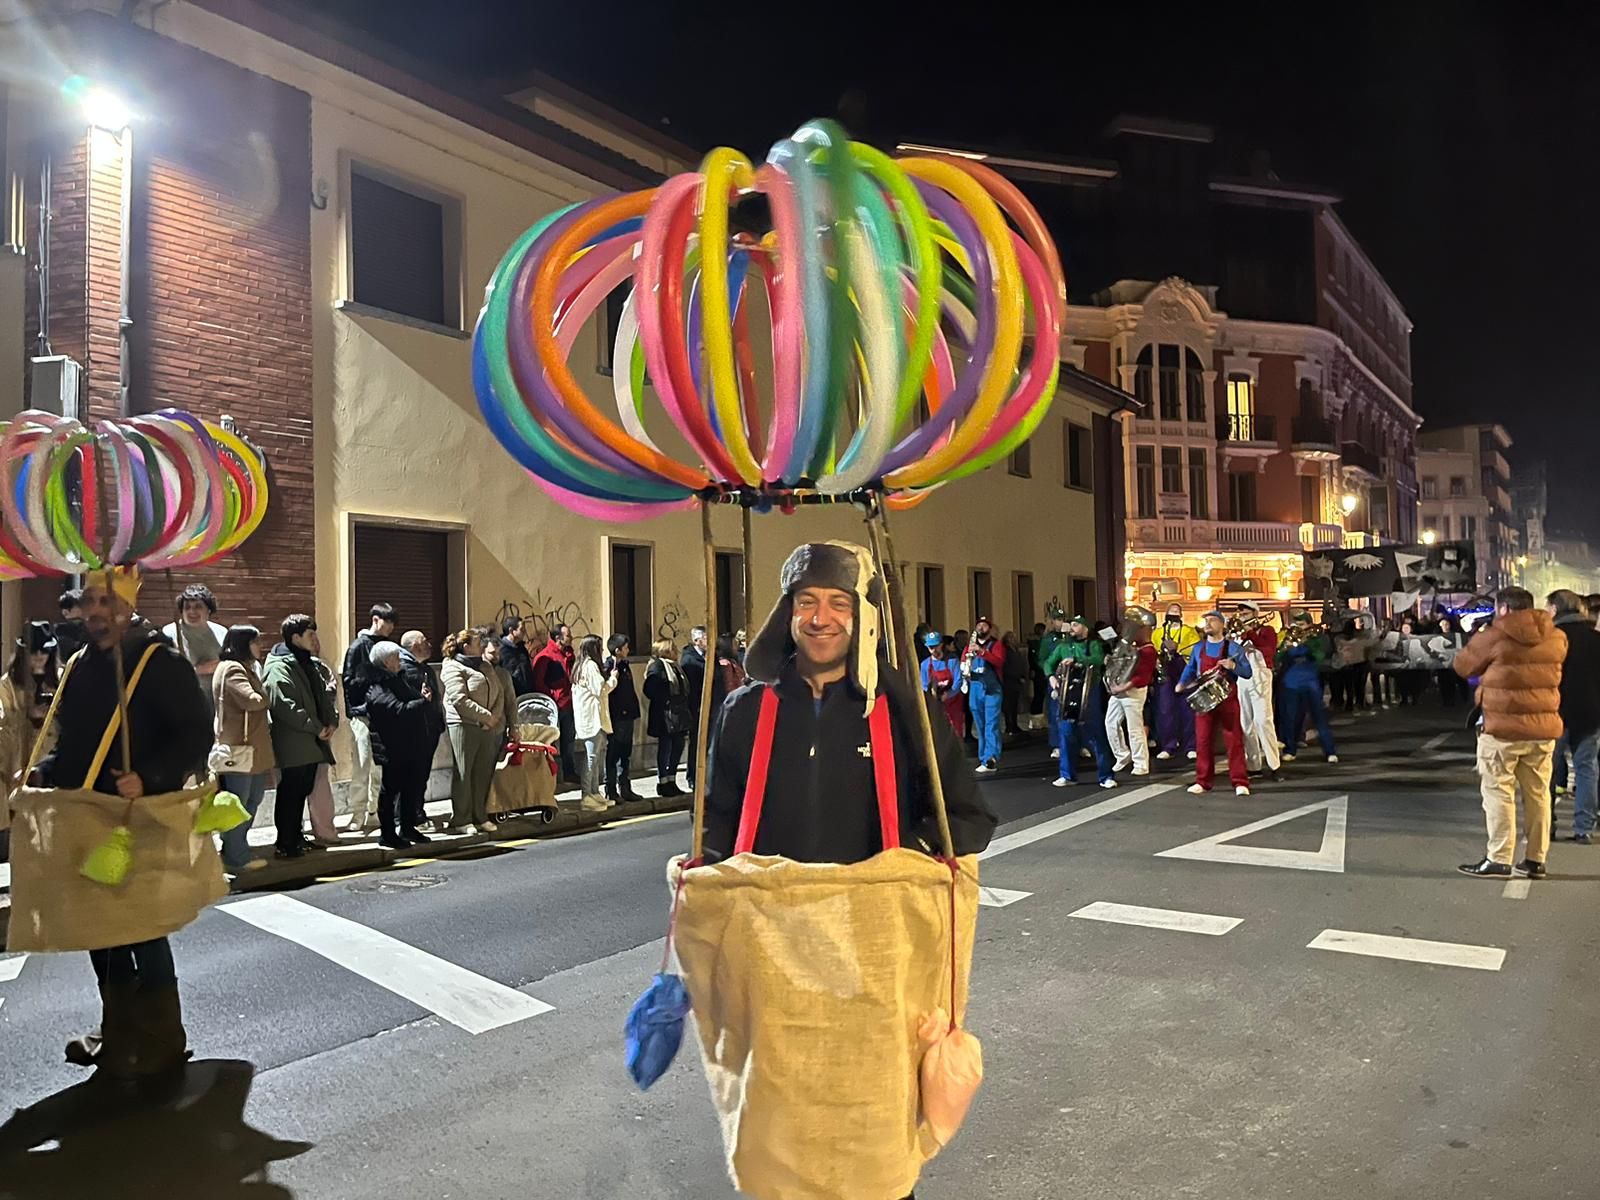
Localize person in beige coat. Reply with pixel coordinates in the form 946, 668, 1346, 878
1453, 587, 1567, 880
213, 625, 278, 873
441, 628, 502, 834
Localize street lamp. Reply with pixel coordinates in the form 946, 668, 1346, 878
1340, 493, 1358, 516
61, 75, 133, 130
1421, 529, 1437, 545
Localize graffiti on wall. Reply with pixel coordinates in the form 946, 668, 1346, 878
655, 597, 691, 646
495, 591, 593, 643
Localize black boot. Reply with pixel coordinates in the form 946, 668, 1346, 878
605, 777, 621, 804
620, 774, 638, 802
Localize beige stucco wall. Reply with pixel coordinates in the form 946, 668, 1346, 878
132, 4, 1107, 779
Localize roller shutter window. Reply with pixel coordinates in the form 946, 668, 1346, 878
351, 169, 450, 327
353, 524, 451, 652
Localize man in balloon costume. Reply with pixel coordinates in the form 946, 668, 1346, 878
703, 542, 996, 865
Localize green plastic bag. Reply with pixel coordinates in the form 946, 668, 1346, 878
81, 825, 133, 886
192, 789, 250, 835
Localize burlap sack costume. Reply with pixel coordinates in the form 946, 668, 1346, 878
6, 643, 226, 953
670, 540, 983, 1200
489, 722, 559, 815
675, 850, 978, 1200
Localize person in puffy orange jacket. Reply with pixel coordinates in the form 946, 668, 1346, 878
1452, 587, 1566, 880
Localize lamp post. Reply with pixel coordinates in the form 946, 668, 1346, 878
1421, 529, 1437, 546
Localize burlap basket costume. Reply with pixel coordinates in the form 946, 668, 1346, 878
5, 644, 226, 953
670, 540, 982, 1200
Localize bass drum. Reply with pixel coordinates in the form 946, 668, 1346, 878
1057, 660, 1089, 720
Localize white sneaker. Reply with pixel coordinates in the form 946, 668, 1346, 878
1099, 779, 1119, 789
478, 818, 499, 832
1113, 759, 1133, 773
1050, 748, 1060, 759
1235, 786, 1251, 797
1187, 751, 1198, 760
1132, 768, 1150, 777
1327, 755, 1340, 764
1051, 776, 1072, 788
1156, 750, 1172, 761
975, 763, 994, 775
1282, 753, 1297, 762
1186, 783, 1207, 795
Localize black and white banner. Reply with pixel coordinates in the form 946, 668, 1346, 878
1303, 541, 1477, 600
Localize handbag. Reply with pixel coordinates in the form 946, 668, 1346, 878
208, 707, 256, 776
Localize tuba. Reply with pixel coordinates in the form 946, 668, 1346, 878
1104, 605, 1156, 690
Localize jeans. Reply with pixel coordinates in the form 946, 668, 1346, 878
1568, 729, 1600, 836
91, 936, 176, 987
1282, 679, 1337, 757
1552, 734, 1570, 793
657, 730, 686, 781
969, 676, 1003, 763
273, 763, 319, 853
1058, 715, 1114, 783
606, 718, 635, 790
218, 770, 270, 868
579, 732, 606, 796
1045, 693, 1060, 749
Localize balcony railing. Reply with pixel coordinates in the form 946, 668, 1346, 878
1128, 518, 1344, 552
1340, 441, 1382, 477
1291, 416, 1338, 447
1217, 412, 1277, 444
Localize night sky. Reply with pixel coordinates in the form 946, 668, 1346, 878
322, 0, 1599, 540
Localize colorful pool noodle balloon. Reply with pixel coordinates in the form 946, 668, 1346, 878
0, 408, 269, 579
472, 119, 1066, 520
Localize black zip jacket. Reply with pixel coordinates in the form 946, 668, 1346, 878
1555, 613, 1600, 741
500, 637, 537, 698
680, 646, 707, 711
366, 670, 434, 769
703, 660, 997, 864
38, 624, 211, 796
342, 630, 380, 719
399, 650, 446, 744
605, 657, 642, 723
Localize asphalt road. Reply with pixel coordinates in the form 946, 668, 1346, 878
3, 703, 1598, 1200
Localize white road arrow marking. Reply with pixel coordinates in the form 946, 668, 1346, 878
1308, 929, 1504, 972
0, 954, 27, 983
1070, 901, 1241, 936
1155, 796, 1348, 873
978, 886, 1033, 908
222, 895, 553, 1035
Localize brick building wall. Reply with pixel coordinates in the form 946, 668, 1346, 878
23, 13, 315, 631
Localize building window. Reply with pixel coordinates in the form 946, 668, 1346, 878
1449, 476, 1467, 498
1135, 446, 1156, 519
1064, 421, 1091, 489
1421, 476, 1437, 500
1227, 471, 1258, 521
713, 550, 745, 637
1157, 344, 1181, 421
970, 569, 994, 624
1013, 571, 1035, 639
1438, 515, 1452, 539
1187, 448, 1209, 519
1300, 474, 1322, 524
920, 565, 946, 631
598, 287, 629, 376
349, 167, 460, 328
1161, 446, 1183, 495
353, 523, 457, 648
1461, 515, 1477, 540
1133, 345, 1152, 410
1370, 488, 1390, 536
1225, 375, 1256, 440
1008, 438, 1032, 478
609, 542, 654, 657
1184, 349, 1206, 422
1070, 578, 1096, 622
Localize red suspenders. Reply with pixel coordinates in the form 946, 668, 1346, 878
732, 687, 901, 856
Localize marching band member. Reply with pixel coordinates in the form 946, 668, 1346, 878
1277, 611, 1339, 763
963, 617, 1007, 774
1234, 601, 1282, 778
1105, 620, 1157, 777
1177, 610, 1254, 796
920, 630, 967, 738
1154, 604, 1200, 761
1036, 605, 1070, 759
1043, 616, 1115, 788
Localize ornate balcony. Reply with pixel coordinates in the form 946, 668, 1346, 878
1217, 412, 1278, 462
1339, 441, 1382, 480
1127, 518, 1344, 552
1291, 416, 1341, 462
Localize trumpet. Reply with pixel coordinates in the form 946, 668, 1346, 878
1225, 609, 1263, 638
1281, 621, 1329, 650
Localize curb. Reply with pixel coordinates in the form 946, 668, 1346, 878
226, 791, 695, 892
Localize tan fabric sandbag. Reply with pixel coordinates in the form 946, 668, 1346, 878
674, 848, 979, 1200
6, 783, 227, 952
489, 723, 559, 814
